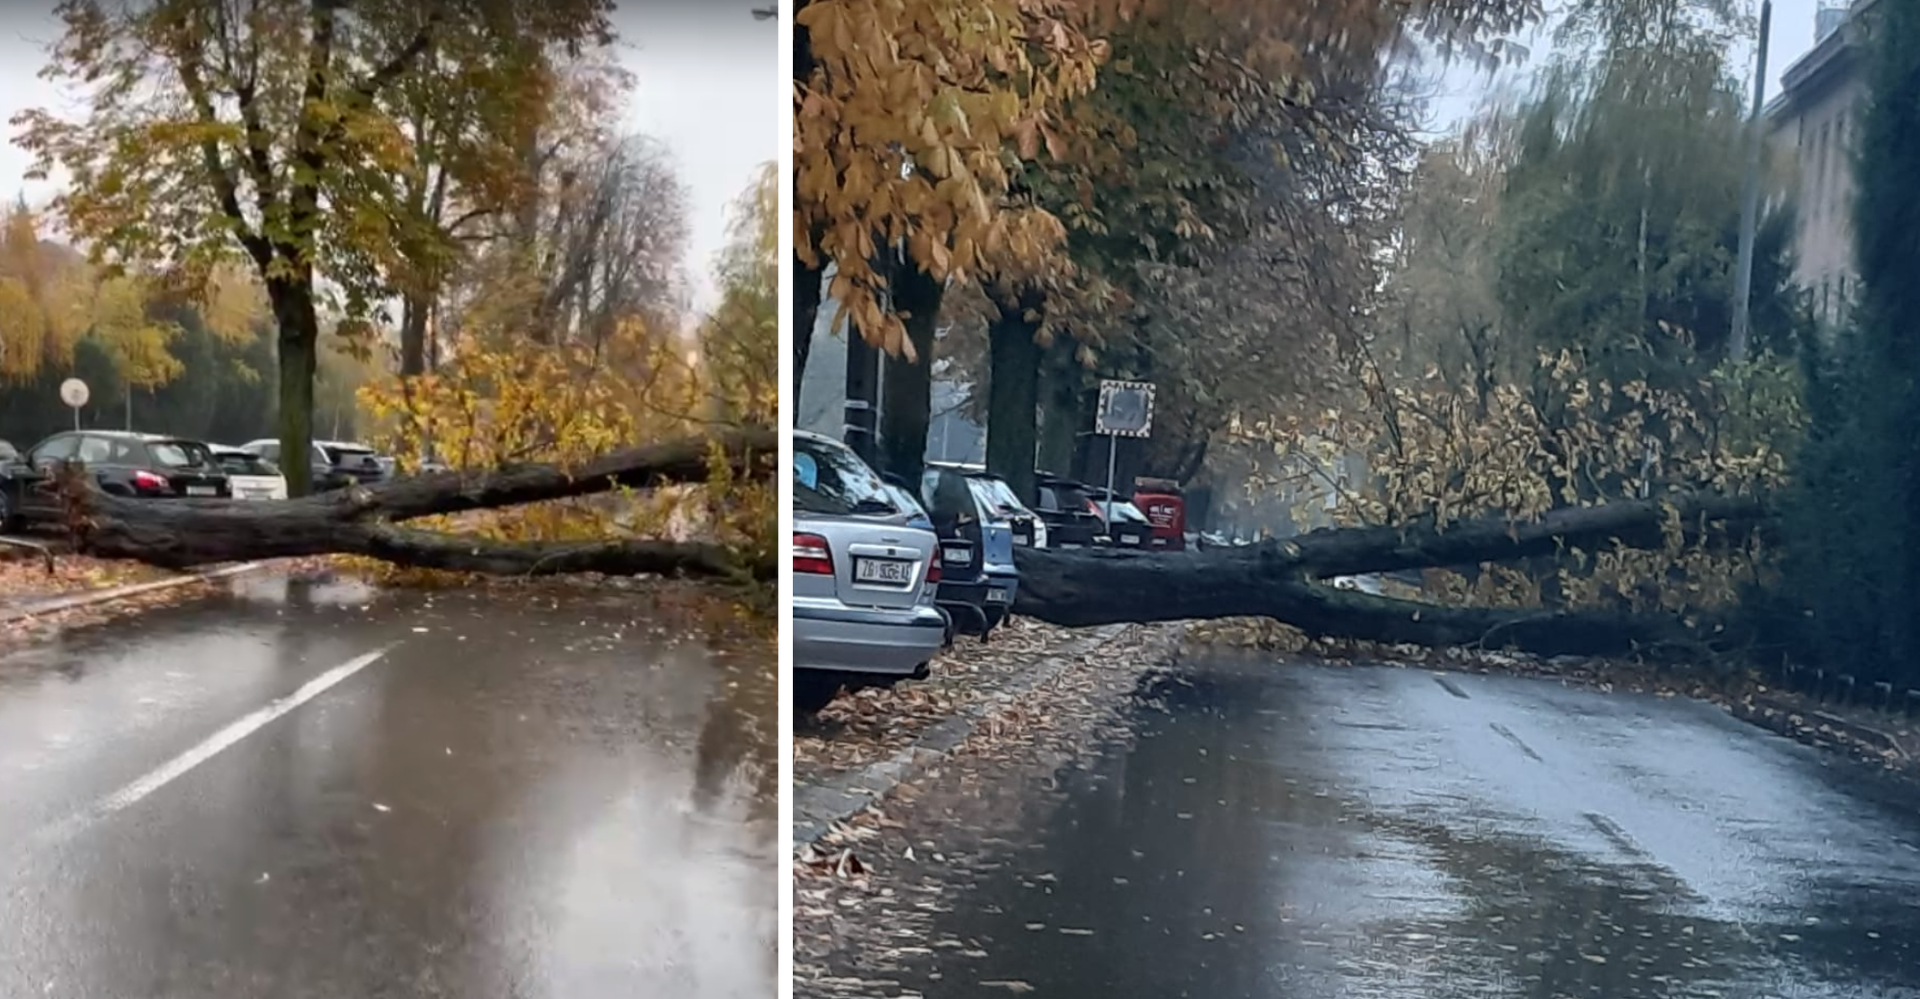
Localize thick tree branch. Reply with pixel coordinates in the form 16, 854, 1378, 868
355, 17, 441, 101
53, 428, 775, 583
1011, 493, 1768, 659
1283, 493, 1768, 579
173, 44, 271, 267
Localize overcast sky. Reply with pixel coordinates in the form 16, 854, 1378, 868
1421, 0, 1834, 131
0, 1, 775, 314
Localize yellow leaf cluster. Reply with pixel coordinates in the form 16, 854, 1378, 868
356, 319, 771, 569
795, 0, 1101, 357
1229, 349, 1803, 618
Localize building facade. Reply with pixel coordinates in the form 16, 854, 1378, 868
1767, 0, 1879, 327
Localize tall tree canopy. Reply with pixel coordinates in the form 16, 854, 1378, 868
13, 0, 615, 493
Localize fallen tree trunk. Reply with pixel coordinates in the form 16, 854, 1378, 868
1012, 492, 1767, 659
55, 428, 777, 582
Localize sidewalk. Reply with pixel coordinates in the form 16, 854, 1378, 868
0, 543, 270, 650
793, 619, 1182, 847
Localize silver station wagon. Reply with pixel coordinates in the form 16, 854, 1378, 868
791, 430, 948, 712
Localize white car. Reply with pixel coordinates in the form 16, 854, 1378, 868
211, 446, 288, 500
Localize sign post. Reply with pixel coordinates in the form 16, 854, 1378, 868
1093, 379, 1155, 515
59, 378, 89, 431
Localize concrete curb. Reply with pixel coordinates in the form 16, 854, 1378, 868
793, 624, 1133, 850
0, 561, 271, 624
1733, 693, 1910, 761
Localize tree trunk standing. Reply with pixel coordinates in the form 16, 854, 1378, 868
793, 254, 823, 407
793, 2, 819, 408
986, 294, 1042, 503
1036, 356, 1082, 476
878, 267, 941, 484
269, 278, 320, 497
400, 293, 429, 377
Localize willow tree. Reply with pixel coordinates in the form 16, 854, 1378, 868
12, 0, 614, 493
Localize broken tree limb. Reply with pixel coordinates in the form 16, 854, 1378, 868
1011, 493, 1764, 659
1282, 493, 1768, 579
55, 427, 776, 582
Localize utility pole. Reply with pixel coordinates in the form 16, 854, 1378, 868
1730, 0, 1774, 363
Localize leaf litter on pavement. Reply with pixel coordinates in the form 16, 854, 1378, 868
793, 622, 1184, 998
795, 618, 1139, 784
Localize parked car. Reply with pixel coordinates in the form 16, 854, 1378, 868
0, 440, 23, 532
917, 464, 1020, 638
0, 431, 230, 529
240, 439, 353, 491
315, 440, 392, 484
1033, 472, 1103, 548
211, 446, 289, 500
881, 481, 935, 531
926, 462, 1048, 548
792, 430, 948, 712
1086, 487, 1155, 549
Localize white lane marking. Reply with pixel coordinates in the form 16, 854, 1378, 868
55, 646, 394, 835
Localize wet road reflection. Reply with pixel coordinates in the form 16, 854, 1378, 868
845, 655, 1920, 998
0, 574, 774, 998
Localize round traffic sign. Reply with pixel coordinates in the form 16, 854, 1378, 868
59, 378, 89, 409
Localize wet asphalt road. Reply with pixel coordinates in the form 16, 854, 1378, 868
0, 572, 775, 998
833, 655, 1920, 998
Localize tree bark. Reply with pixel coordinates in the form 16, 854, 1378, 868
269, 276, 320, 498
400, 291, 429, 378
986, 293, 1042, 504
794, 253, 823, 407
878, 266, 941, 484
1036, 355, 1082, 477
1011, 492, 1769, 658
54, 428, 777, 583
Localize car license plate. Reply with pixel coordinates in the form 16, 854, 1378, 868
942, 546, 972, 565
986, 587, 1011, 604
185, 485, 216, 497
1120, 534, 1140, 545
854, 558, 915, 585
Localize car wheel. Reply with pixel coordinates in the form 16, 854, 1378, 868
0, 489, 17, 534
794, 673, 844, 714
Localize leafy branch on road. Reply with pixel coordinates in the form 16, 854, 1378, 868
1012, 491, 1770, 659
52, 428, 776, 584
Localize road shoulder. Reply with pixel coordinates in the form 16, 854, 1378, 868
793, 621, 1181, 849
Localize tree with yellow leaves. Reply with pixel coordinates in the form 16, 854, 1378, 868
13, 0, 616, 494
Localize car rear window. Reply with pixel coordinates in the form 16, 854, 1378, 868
323, 446, 376, 465
216, 452, 276, 475
148, 441, 214, 468
794, 438, 897, 516
982, 477, 1027, 514
1044, 482, 1091, 512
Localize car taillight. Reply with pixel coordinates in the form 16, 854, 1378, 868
792, 532, 833, 575
927, 546, 942, 583
132, 470, 167, 491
